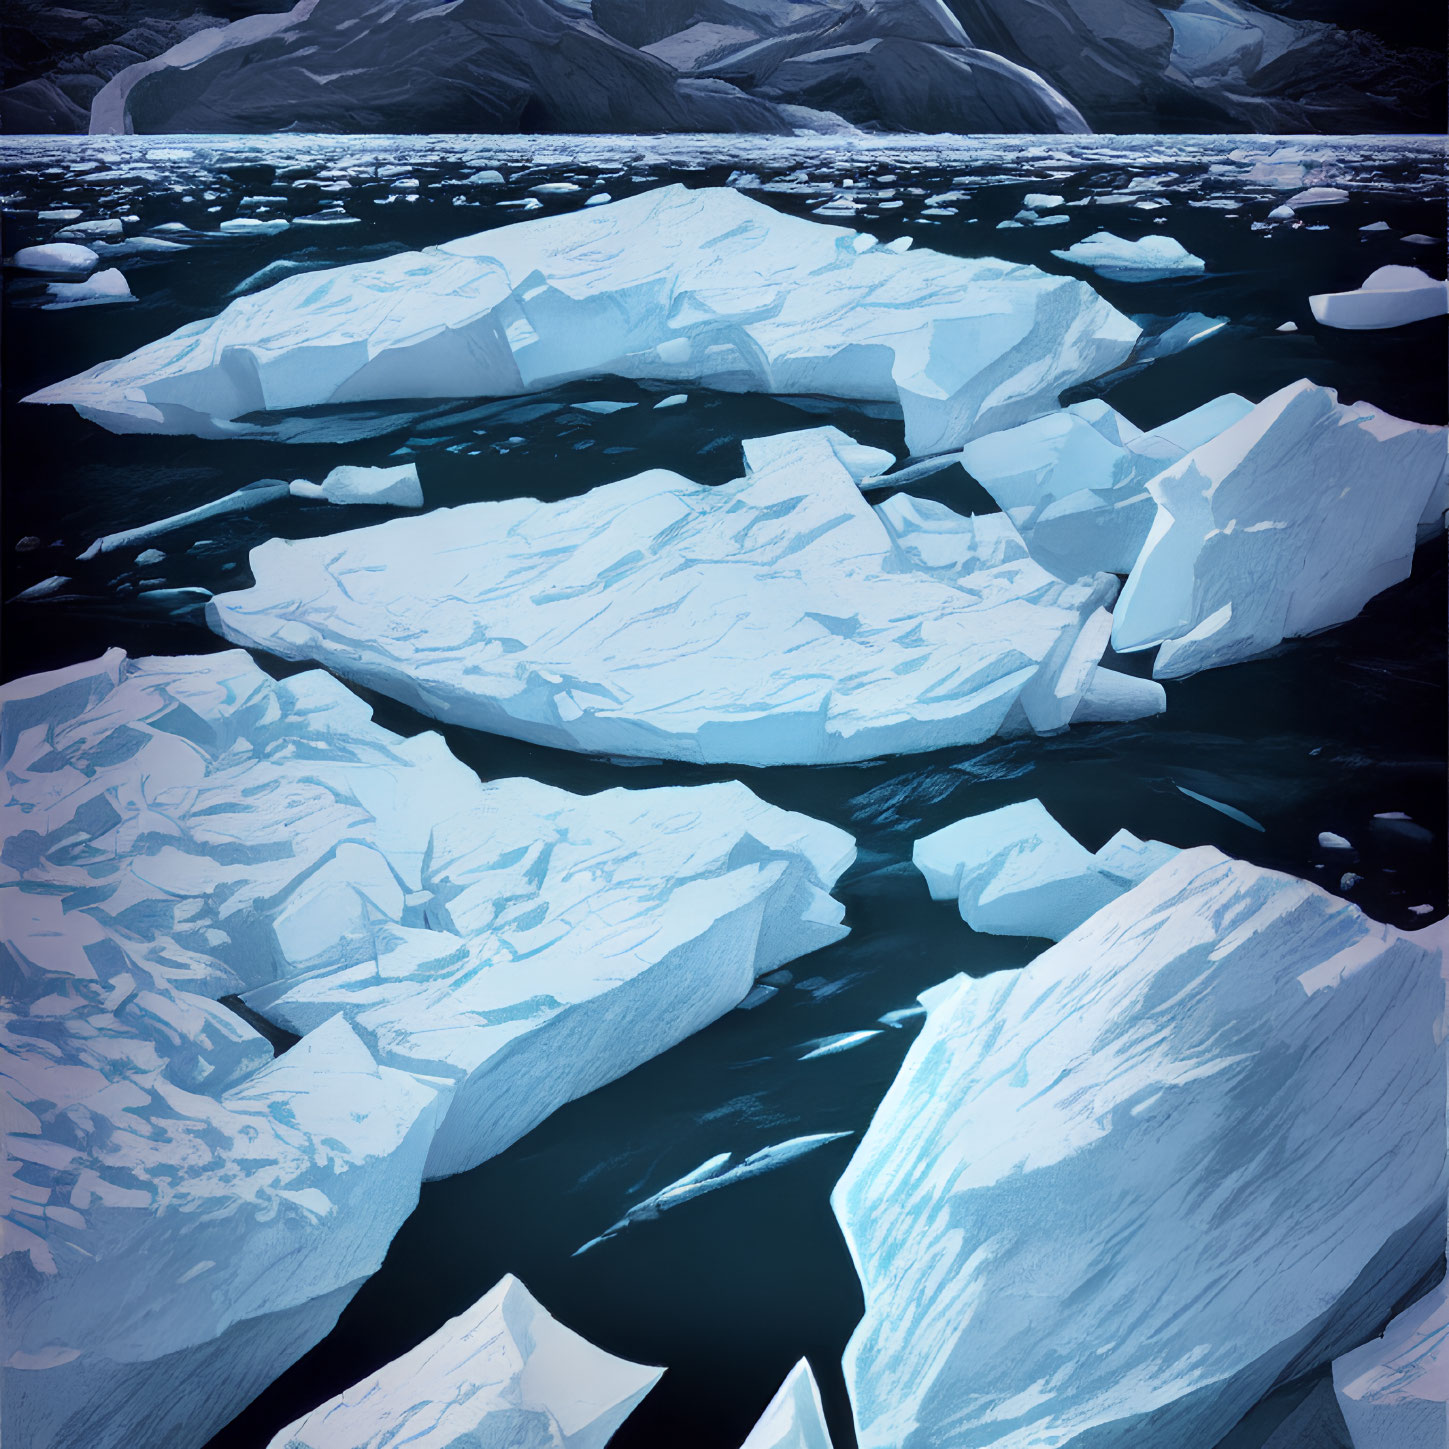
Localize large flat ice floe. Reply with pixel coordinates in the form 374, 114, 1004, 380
208, 427, 1165, 766
1112, 380, 1449, 677
263, 1274, 661, 1449
0, 648, 851, 1449
24, 185, 1141, 453
833, 849, 1447, 1449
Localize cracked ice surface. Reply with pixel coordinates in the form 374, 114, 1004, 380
263, 1274, 661, 1449
208, 427, 1165, 766
833, 849, 1448, 1449
0, 648, 852, 1449
23, 185, 1141, 453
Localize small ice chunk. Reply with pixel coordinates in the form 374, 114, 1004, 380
573, 399, 636, 414
55, 217, 124, 239
11, 242, 98, 277
1310, 266, 1449, 330
11, 574, 71, 601
1360, 221, 1392, 232
135, 548, 166, 565
654, 393, 687, 408
1286, 187, 1349, 208
800, 1030, 882, 1060
1024, 193, 1065, 210
218, 217, 289, 236
289, 463, 423, 508
1318, 832, 1353, 851
741, 1359, 835, 1449
1277, 320, 1298, 332
42, 268, 133, 309
1050, 231, 1205, 282
81, 480, 291, 557
1267, 205, 1296, 221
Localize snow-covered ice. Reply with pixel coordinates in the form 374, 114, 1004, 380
24, 185, 1141, 454
208, 427, 1164, 766
741, 1360, 836, 1449
1310, 265, 1449, 330
11, 242, 98, 277
912, 798, 1178, 939
834, 849, 1448, 1449
958, 393, 1255, 579
1050, 231, 1205, 281
40, 267, 132, 309
79, 478, 291, 558
262, 1275, 661, 1449
1112, 380, 1449, 677
289, 461, 423, 508
0, 648, 852, 1448
1333, 1279, 1448, 1449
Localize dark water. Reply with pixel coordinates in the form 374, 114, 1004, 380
1, 133, 1445, 1449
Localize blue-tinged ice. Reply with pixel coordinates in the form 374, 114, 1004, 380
24, 186, 1141, 454
12, 242, 98, 277
741, 1360, 836, 1449
288, 461, 423, 508
262, 1275, 661, 1449
800, 1030, 882, 1060
1050, 230, 1206, 282
1310, 265, 1449, 331
206, 427, 1164, 765
834, 850, 1447, 1449
912, 798, 1178, 939
0, 648, 852, 1449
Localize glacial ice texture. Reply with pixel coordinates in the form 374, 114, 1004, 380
25, 185, 1141, 454
833, 848, 1448, 1449
208, 427, 1165, 765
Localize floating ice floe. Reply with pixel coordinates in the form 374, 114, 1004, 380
289, 461, 423, 507
10, 242, 97, 276
912, 798, 1179, 939
1310, 265, 1449, 330
24, 185, 1141, 453
262, 1275, 661, 1449
79, 477, 291, 558
0, 648, 850, 1449
742, 1360, 836, 1449
834, 849, 1448, 1449
957, 392, 1254, 579
1286, 186, 1349, 208
1050, 230, 1205, 282
41, 267, 133, 309
1333, 1278, 1448, 1449
208, 427, 1165, 766
1112, 380, 1449, 677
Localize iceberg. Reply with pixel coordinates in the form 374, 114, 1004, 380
1310, 265, 1449, 330
289, 461, 423, 508
1112, 381, 1449, 677
25, 186, 1141, 455
263, 1274, 661, 1449
834, 848, 1448, 1449
208, 427, 1164, 767
742, 1360, 836, 1449
912, 798, 1178, 939
1050, 231, 1205, 282
958, 392, 1255, 579
1333, 1279, 1448, 1449
0, 648, 851, 1449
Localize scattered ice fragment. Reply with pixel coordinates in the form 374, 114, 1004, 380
218, 217, 289, 236
263, 1275, 661, 1449
878, 1005, 927, 1027
288, 462, 423, 508
573, 399, 636, 414
1360, 221, 1393, 232
55, 217, 124, 239
79, 479, 292, 558
1024, 193, 1065, 210
741, 1360, 835, 1449
800, 1030, 882, 1060
834, 849, 1448, 1449
913, 798, 1179, 939
1112, 381, 1449, 677
1402, 234, 1438, 246
654, 393, 687, 408
585, 192, 613, 206
134, 547, 166, 565
25, 186, 1141, 453
1310, 265, 1449, 330
11, 242, 98, 277
529, 181, 580, 194
42, 268, 133, 309
1318, 831, 1353, 850
1268, 204, 1295, 220
208, 428, 1162, 765
1340, 872, 1363, 889
11, 574, 71, 601
1286, 186, 1349, 207
1409, 905, 1434, 916
1277, 320, 1298, 332
1050, 231, 1205, 282
1175, 785, 1265, 832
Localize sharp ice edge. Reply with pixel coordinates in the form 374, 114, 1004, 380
262, 1274, 662, 1449
24, 185, 1141, 454
205, 425, 1164, 766
912, 797, 1179, 940
833, 848, 1448, 1449
741, 1359, 837, 1449
0, 648, 853, 1449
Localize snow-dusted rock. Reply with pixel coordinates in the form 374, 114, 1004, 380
741, 1360, 835, 1449
1112, 380, 1449, 677
263, 1275, 661, 1449
289, 462, 423, 508
10, 242, 97, 277
25, 185, 1141, 455
1310, 265, 1449, 330
958, 393, 1255, 579
834, 849, 1448, 1449
1050, 231, 1205, 282
912, 798, 1178, 938
208, 428, 1163, 766
1333, 1279, 1448, 1449
41, 267, 132, 309
0, 648, 852, 1449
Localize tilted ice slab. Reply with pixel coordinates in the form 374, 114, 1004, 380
834, 848, 1448, 1449
1310, 265, 1449, 330
1050, 230, 1205, 282
1333, 1278, 1449, 1449
0, 648, 851, 1449
1112, 380, 1449, 678
912, 797, 1178, 939
958, 393, 1255, 579
264, 1274, 661, 1449
209, 427, 1165, 766
24, 184, 1141, 454
742, 1359, 836, 1449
